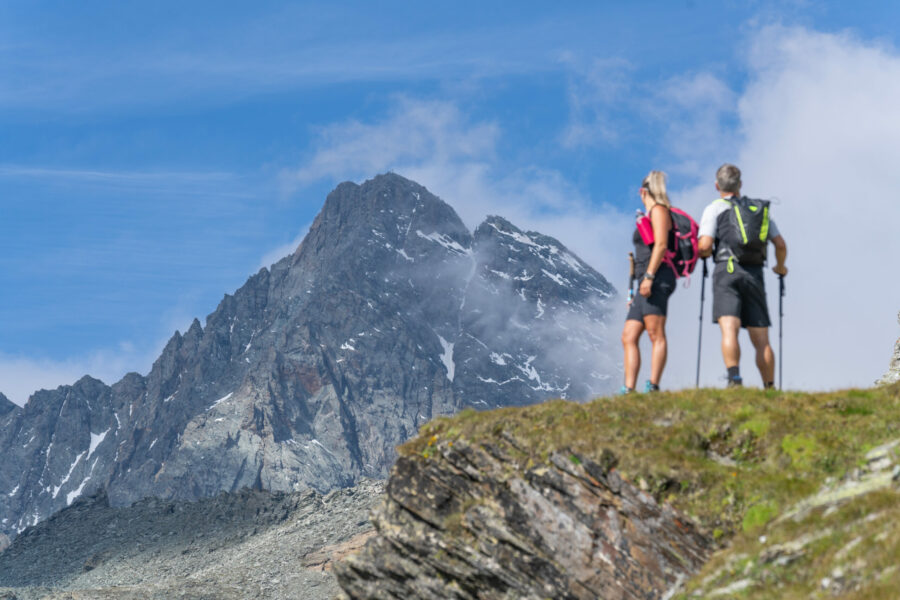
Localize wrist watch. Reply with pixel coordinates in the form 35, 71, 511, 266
643, 272, 655, 281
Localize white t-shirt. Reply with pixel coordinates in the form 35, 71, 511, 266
698, 196, 780, 240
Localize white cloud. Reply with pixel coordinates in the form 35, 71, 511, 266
659, 26, 900, 392
288, 98, 500, 187
735, 26, 900, 389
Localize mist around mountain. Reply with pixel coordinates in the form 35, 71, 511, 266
0, 173, 616, 539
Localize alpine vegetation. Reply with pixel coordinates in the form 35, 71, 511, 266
0, 173, 616, 540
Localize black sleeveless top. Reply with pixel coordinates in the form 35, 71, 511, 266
633, 206, 674, 277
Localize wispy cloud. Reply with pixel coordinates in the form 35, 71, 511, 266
0, 165, 234, 182
0, 7, 575, 113
0, 165, 255, 198
560, 56, 635, 148
559, 55, 739, 168
287, 98, 499, 187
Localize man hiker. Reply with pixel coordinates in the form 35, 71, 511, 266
698, 164, 788, 388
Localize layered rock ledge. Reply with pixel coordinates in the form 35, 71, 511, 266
336, 433, 711, 599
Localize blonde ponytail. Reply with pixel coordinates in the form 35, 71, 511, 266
642, 170, 670, 208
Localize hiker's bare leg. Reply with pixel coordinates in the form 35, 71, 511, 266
718, 316, 741, 368
621, 320, 644, 389
643, 314, 667, 386
748, 326, 775, 384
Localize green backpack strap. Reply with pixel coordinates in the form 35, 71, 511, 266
759, 205, 770, 241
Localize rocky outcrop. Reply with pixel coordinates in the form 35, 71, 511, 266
0, 173, 616, 539
877, 311, 900, 385
0, 479, 383, 600
334, 384, 900, 599
335, 438, 712, 599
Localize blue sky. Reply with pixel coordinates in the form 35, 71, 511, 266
3, 1, 900, 403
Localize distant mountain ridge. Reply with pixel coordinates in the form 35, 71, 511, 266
0, 173, 616, 538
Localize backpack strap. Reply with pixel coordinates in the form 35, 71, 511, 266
712, 197, 738, 265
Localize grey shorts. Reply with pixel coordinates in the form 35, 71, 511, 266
712, 262, 771, 328
626, 270, 676, 321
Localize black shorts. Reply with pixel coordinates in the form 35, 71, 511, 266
626, 269, 676, 321
712, 262, 771, 327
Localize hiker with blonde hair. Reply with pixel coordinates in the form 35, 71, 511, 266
620, 171, 676, 394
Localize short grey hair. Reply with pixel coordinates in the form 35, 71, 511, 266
716, 164, 742, 194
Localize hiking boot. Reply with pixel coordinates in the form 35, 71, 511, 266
618, 385, 634, 395
644, 380, 660, 393
727, 376, 743, 388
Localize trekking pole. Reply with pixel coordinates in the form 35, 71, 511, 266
627, 252, 635, 306
779, 275, 785, 390
695, 258, 709, 388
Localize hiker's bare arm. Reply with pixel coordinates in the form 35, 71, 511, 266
771, 235, 787, 276
698, 235, 713, 258
640, 206, 671, 297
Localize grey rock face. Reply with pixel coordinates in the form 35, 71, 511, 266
335, 439, 711, 600
877, 311, 900, 386
0, 173, 616, 539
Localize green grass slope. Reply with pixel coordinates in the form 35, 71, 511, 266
401, 383, 900, 599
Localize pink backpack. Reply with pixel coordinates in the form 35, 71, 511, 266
636, 207, 700, 279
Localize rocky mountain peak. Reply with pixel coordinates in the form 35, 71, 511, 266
0, 173, 617, 540
296, 173, 471, 276
0, 393, 17, 417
